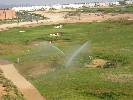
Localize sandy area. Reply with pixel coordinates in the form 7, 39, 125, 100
35, 11, 133, 22
0, 63, 44, 100
0, 12, 133, 31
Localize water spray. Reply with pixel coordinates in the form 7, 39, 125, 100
65, 41, 89, 67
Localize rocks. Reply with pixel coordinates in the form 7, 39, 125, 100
19, 31, 25, 33
54, 25, 63, 29
50, 33, 61, 37
49, 32, 63, 37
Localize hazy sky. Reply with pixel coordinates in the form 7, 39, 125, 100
0, 0, 121, 5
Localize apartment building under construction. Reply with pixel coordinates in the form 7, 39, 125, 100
0, 9, 16, 20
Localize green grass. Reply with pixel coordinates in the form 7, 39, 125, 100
79, 5, 133, 13
0, 20, 133, 99
31, 68, 133, 100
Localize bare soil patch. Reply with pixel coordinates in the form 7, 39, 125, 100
0, 64, 45, 100
0, 12, 133, 31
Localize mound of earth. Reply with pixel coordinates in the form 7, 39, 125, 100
86, 59, 111, 68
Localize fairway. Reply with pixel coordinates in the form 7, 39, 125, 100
0, 20, 133, 100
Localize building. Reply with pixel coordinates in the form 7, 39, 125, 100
12, 6, 51, 11
98, 2, 110, 7
83, 1, 120, 8
62, 3, 84, 9
52, 4, 63, 9
0, 9, 16, 20
125, 0, 133, 4
12, 7, 34, 11
84, 3, 96, 8
11, 1, 122, 12
109, 1, 120, 6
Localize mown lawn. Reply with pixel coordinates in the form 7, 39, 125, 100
0, 20, 133, 100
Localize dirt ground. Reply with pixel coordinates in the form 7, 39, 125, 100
0, 63, 44, 100
35, 11, 133, 22
0, 12, 133, 31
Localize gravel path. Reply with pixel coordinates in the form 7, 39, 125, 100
0, 63, 44, 100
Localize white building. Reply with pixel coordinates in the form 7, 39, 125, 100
62, 4, 84, 9
109, 1, 120, 6
33, 6, 51, 11
83, 3, 96, 8
52, 4, 63, 9
98, 2, 110, 7
95, 1, 120, 7
83, 2, 120, 8
12, 6, 51, 11
125, 0, 133, 4
12, 1, 122, 12
12, 7, 33, 11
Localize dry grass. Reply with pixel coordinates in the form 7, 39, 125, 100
104, 74, 133, 83
0, 72, 24, 100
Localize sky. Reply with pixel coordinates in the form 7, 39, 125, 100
0, 0, 122, 6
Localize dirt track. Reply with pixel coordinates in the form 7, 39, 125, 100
0, 63, 44, 100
